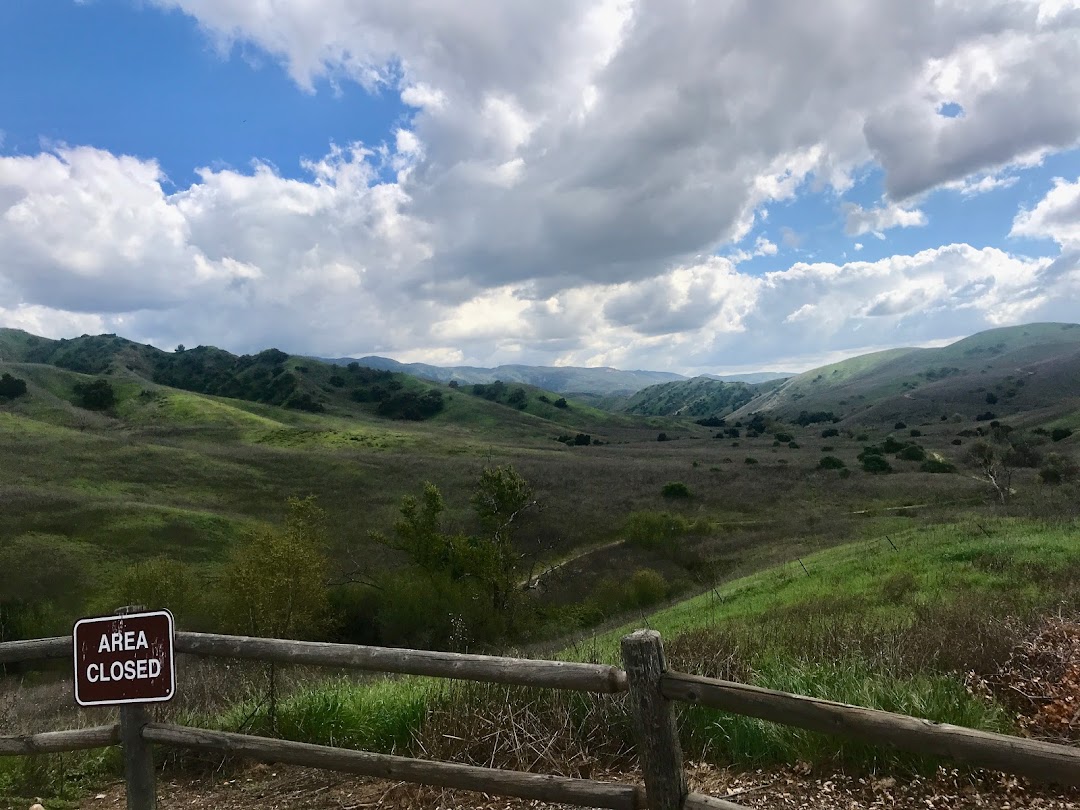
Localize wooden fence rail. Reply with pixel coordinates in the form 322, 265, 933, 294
2, 627, 1078, 810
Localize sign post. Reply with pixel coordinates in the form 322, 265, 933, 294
74, 607, 174, 810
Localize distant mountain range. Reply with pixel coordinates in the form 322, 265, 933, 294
321, 355, 793, 395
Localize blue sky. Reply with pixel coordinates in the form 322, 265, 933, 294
1, 1, 1078, 373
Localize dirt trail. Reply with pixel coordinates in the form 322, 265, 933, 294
73, 763, 1080, 809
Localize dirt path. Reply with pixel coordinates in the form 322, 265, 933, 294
72, 763, 1079, 810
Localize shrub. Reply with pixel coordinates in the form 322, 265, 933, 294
894, 421, 907, 430
881, 571, 918, 603
909, 429, 922, 437
0, 373, 27, 399
855, 433, 869, 442
952, 439, 963, 446
744, 457, 758, 465
73, 379, 115, 410
882, 436, 906, 453
1039, 453, 1079, 485
623, 512, 703, 551
896, 445, 927, 462
975, 411, 996, 422
627, 569, 669, 608
328, 375, 346, 388
787, 441, 799, 449
1051, 428, 1073, 442
821, 428, 840, 438
985, 392, 999, 405
821, 446, 834, 452
861, 455, 892, 474
573, 433, 591, 446
774, 432, 793, 443
661, 481, 691, 498
818, 456, 845, 470
553, 397, 568, 409
838, 468, 852, 479
920, 459, 956, 474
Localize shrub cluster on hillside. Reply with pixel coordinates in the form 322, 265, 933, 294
0, 373, 27, 399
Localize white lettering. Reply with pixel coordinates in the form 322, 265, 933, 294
111, 631, 123, 651
124, 631, 135, 650
148, 658, 161, 678
87, 663, 99, 682
110, 661, 124, 681
136, 631, 148, 650
98, 634, 109, 653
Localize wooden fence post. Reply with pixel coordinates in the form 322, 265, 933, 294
117, 606, 156, 810
621, 630, 687, 810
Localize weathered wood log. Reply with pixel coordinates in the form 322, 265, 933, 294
662, 671, 1080, 787
0, 724, 120, 756
621, 631, 687, 810
682, 792, 752, 810
121, 705, 156, 810
0, 635, 69, 664
141, 724, 643, 809
174, 632, 629, 693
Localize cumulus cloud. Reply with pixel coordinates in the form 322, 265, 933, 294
3, 1, 1080, 371
1011, 175, 1080, 247
843, 202, 929, 237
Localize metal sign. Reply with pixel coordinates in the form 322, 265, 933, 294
73, 609, 175, 707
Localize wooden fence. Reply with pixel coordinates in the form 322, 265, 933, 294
2, 628, 1078, 810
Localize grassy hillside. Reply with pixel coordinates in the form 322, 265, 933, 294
730, 323, 1080, 426
622, 377, 784, 418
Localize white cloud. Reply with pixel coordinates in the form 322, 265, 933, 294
1011, 175, 1080, 247
843, 202, 928, 237
3, 2, 1080, 371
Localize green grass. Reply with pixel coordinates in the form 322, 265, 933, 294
572, 516, 1079, 658
214, 676, 440, 753
168, 519, 1079, 776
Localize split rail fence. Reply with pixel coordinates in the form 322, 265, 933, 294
2, 627, 1079, 810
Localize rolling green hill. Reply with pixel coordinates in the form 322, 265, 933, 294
622, 376, 785, 418
731, 322, 1080, 427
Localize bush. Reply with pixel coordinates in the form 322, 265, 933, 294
73, 379, 115, 410
909, 429, 922, 437
661, 481, 691, 499
985, 392, 999, 405
821, 446, 834, 452
861, 455, 892, 474
920, 459, 956, 474
627, 569, 669, 608
0, 373, 28, 399
975, 411, 996, 422
818, 456, 845, 470
1051, 428, 1073, 442
894, 421, 907, 430
657, 432, 670, 442
328, 375, 346, 388
896, 445, 927, 462
553, 397, 568, 409
952, 438, 963, 445
774, 432, 793, 443
744, 457, 758, 465
787, 441, 799, 449
882, 436, 906, 453
573, 433, 591, 446
821, 428, 840, 438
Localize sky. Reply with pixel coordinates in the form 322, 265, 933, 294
1, 1, 1079, 375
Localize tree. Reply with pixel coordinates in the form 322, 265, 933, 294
220, 496, 331, 639
0, 373, 27, 400
73, 379, 115, 410
553, 397, 568, 409
175, 344, 185, 353
966, 440, 1014, 505
1039, 453, 1079, 485
470, 465, 537, 619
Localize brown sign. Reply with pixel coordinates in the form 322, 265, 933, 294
73, 610, 175, 707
